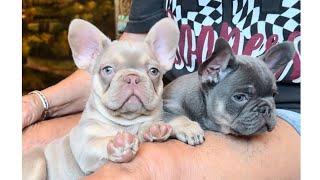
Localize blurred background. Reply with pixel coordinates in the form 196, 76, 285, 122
22, 0, 131, 94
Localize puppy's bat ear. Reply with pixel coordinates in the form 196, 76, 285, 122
145, 18, 180, 72
68, 19, 111, 73
260, 42, 295, 73
198, 38, 235, 84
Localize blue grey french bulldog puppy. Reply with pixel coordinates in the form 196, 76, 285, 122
163, 38, 295, 145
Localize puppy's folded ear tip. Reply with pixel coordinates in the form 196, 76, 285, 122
216, 37, 228, 43
214, 38, 233, 56
276, 41, 295, 49
282, 41, 296, 53
216, 37, 226, 41
268, 41, 296, 59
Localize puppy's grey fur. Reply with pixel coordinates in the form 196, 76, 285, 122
163, 38, 295, 139
23, 18, 182, 180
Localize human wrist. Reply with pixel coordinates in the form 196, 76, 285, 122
22, 93, 45, 128
28, 90, 50, 119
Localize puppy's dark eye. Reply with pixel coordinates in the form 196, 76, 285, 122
149, 67, 159, 76
232, 93, 248, 102
103, 66, 113, 75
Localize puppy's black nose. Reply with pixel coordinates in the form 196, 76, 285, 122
124, 74, 140, 85
266, 121, 274, 132
258, 106, 266, 113
257, 106, 270, 115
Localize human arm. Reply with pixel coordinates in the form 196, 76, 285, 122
22, 69, 91, 129
22, 113, 299, 179
85, 118, 300, 179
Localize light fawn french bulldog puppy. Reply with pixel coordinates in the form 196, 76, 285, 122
163, 38, 295, 144
23, 18, 181, 180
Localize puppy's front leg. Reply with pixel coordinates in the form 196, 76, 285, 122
69, 122, 139, 175
138, 121, 172, 142
167, 116, 205, 146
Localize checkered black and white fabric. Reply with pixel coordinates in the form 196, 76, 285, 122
166, 0, 223, 36
232, 0, 300, 42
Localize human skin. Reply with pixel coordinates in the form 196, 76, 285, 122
23, 115, 300, 179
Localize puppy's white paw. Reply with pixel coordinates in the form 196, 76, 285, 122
173, 121, 205, 146
107, 131, 139, 163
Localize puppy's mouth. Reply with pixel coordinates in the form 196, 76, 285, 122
230, 112, 275, 136
230, 124, 269, 136
125, 95, 142, 104
103, 77, 161, 117
107, 92, 143, 111
121, 94, 143, 110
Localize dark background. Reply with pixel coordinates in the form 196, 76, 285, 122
22, 0, 117, 94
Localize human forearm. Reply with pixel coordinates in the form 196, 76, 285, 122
85, 118, 300, 179
42, 69, 91, 117
23, 113, 81, 154
23, 69, 90, 128
22, 69, 90, 129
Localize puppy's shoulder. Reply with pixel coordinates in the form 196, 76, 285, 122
163, 72, 199, 99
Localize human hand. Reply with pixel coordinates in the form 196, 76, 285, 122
22, 94, 45, 129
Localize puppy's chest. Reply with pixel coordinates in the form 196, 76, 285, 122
124, 123, 143, 134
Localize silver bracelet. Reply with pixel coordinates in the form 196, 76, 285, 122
28, 90, 49, 120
